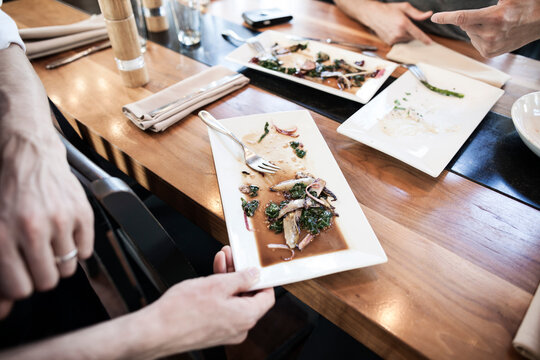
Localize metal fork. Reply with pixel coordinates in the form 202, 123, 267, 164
198, 111, 280, 174
402, 64, 428, 83
362, 51, 428, 83
221, 29, 268, 56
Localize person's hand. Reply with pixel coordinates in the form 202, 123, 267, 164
0, 132, 94, 302
431, 0, 540, 58
213, 245, 235, 274
141, 256, 275, 356
335, 0, 432, 45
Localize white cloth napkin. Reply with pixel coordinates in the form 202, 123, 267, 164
123, 66, 250, 132
20, 15, 108, 59
19, 14, 105, 39
386, 40, 511, 88
514, 283, 540, 360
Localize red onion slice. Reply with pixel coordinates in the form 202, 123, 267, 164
267, 244, 295, 261
272, 122, 299, 137
243, 212, 251, 231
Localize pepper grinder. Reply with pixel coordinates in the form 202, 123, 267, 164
98, 0, 149, 87
142, 0, 169, 32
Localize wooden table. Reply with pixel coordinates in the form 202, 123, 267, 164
4, 0, 540, 358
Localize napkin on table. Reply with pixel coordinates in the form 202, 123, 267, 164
122, 66, 250, 132
513, 282, 540, 360
20, 15, 108, 59
386, 40, 511, 88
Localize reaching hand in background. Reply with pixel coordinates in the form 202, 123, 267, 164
334, 0, 432, 45
431, 0, 540, 57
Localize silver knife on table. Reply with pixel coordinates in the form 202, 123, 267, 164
301, 37, 377, 51
45, 41, 112, 70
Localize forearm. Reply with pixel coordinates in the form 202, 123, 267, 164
334, 0, 382, 27
0, 44, 58, 145
0, 307, 169, 360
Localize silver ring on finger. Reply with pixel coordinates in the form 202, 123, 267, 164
55, 249, 78, 264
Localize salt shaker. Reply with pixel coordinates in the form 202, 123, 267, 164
142, 0, 169, 32
98, 0, 149, 87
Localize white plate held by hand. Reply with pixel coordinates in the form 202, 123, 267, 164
207, 110, 387, 290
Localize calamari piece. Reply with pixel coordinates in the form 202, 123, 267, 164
322, 187, 337, 201
278, 198, 313, 219
295, 171, 314, 179
270, 177, 315, 192
283, 211, 301, 249
306, 178, 326, 197
298, 233, 315, 251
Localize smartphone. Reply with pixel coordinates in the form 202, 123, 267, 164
242, 8, 293, 28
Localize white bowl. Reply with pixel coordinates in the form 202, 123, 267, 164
511, 91, 540, 158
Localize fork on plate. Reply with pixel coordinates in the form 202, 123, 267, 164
198, 111, 280, 174
361, 51, 428, 83
221, 29, 269, 57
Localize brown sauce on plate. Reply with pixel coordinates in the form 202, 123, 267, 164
244, 169, 348, 267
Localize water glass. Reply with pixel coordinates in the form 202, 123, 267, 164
131, 0, 148, 52
170, 0, 202, 46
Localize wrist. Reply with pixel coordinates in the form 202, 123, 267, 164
356, 1, 383, 26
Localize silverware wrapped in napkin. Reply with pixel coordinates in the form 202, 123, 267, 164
513, 283, 540, 360
20, 15, 108, 59
122, 66, 249, 132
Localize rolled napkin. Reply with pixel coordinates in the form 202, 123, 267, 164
19, 14, 105, 40
386, 40, 511, 88
20, 14, 108, 59
123, 66, 249, 132
513, 282, 540, 360
25, 28, 108, 59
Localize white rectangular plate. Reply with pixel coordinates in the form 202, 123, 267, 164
337, 63, 504, 177
207, 110, 387, 290
225, 30, 398, 104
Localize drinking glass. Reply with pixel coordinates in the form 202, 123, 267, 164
131, 0, 148, 52
169, 0, 201, 46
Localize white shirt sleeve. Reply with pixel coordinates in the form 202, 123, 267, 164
0, 8, 26, 51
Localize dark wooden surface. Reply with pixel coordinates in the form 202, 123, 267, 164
3, 0, 540, 359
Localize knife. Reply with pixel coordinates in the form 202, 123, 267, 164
45, 41, 112, 70
301, 37, 377, 51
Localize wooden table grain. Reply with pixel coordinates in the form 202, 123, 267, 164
4, 0, 540, 359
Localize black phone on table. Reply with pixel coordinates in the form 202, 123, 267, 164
242, 8, 293, 28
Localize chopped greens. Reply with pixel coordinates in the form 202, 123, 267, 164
269, 218, 284, 233
289, 183, 307, 199
421, 81, 464, 98
316, 51, 330, 62
265, 202, 280, 218
299, 207, 333, 235
241, 198, 259, 217
248, 185, 259, 197
290, 141, 306, 158
258, 122, 270, 143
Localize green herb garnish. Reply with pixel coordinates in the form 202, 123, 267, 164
248, 185, 259, 197
289, 183, 307, 199
289, 141, 306, 158
421, 81, 464, 98
269, 218, 283, 233
241, 198, 259, 217
265, 202, 280, 218
258, 122, 269, 143
393, 106, 406, 111
299, 207, 333, 235
316, 51, 330, 62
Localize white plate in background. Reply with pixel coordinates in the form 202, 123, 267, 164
337, 63, 504, 177
225, 30, 398, 104
511, 91, 540, 158
207, 110, 387, 290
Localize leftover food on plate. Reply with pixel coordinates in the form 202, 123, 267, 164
249, 42, 385, 93
238, 122, 347, 267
